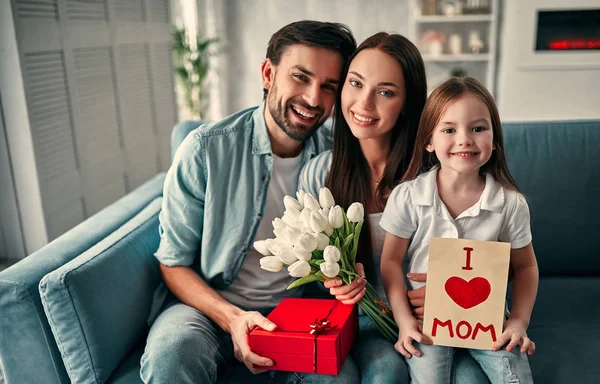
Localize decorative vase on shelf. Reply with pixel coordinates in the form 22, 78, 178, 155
468, 30, 484, 54
429, 40, 444, 56
449, 34, 463, 55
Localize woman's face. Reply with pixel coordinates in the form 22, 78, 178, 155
341, 48, 406, 142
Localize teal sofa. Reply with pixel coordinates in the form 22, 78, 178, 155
1, 120, 598, 383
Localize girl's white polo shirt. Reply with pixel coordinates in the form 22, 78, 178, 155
380, 166, 532, 290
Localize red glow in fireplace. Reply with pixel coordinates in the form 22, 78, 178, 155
549, 39, 600, 50
536, 10, 600, 51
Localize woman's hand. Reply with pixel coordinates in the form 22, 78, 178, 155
407, 273, 427, 319
324, 262, 367, 304
493, 318, 536, 355
395, 315, 432, 359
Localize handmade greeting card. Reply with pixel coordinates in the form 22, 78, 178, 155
422, 237, 511, 350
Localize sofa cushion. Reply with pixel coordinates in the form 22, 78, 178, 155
503, 120, 600, 275
0, 173, 164, 384
39, 198, 163, 384
508, 276, 600, 383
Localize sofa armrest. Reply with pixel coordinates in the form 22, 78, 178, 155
39, 198, 163, 384
0, 173, 165, 384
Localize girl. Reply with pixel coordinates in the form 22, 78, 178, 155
380, 76, 538, 384
300, 34, 487, 384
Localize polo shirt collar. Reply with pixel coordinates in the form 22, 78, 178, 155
410, 166, 505, 215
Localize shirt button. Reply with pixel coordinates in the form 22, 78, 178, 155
257, 213, 263, 219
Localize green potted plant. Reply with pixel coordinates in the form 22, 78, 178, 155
172, 27, 219, 119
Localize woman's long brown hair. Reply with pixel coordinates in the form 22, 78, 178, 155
402, 77, 520, 192
325, 32, 427, 278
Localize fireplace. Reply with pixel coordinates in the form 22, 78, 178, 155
536, 9, 600, 51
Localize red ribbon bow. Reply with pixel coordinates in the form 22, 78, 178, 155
308, 302, 338, 372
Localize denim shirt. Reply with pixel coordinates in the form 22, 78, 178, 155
154, 104, 332, 300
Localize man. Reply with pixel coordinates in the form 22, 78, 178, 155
141, 21, 359, 383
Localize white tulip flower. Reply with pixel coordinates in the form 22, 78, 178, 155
272, 217, 287, 230
285, 226, 303, 245
347, 202, 365, 223
303, 193, 321, 212
314, 233, 330, 250
253, 240, 271, 256
284, 207, 301, 222
277, 246, 297, 265
288, 260, 311, 277
323, 223, 334, 237
302, 226, 314, 234
319, 187, 335, 209
320, 261, 340, 278
293, 246, 312, 261
323, 245, 341, 263
299, 208, 313, 228
319, 207, 330, 221
273, 228, 287, 243
284, 195, 303, 212
310, 211, 328, 233
260, 256, 283, 272
328, 205, 344, 229
265, 239, 280, 256
297, 233, 318, 253
296, 190, 306, 208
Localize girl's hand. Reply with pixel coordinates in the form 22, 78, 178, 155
395, 316, 432, 359
493, 318, 536, 355
324, 262, 367, 304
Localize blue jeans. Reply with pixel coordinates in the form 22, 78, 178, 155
352, 316, 491, 384
140, 302, 360, 384
405, 343, 533, 384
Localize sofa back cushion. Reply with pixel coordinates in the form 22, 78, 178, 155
503, 120, 600, 276
39, 197, 163, 384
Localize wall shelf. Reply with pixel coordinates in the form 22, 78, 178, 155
422, 54, 491, 62
415, 15, 493, 23
409, 0, 500, 96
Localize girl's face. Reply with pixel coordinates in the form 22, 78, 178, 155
341, 48, 406, 142
426, 93, 495, 177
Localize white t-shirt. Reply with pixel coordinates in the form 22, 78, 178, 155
221, 153, 304, 309
380, 166, 532, 290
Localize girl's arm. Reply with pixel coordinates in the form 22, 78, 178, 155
493, 242, 538, 354
381, 232, 431, 358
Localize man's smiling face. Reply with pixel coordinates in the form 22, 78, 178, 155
262, 45, 343, 141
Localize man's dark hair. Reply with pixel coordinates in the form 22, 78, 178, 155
263, 20, 356, 98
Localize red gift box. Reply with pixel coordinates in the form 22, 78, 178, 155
249, 298, 358, 375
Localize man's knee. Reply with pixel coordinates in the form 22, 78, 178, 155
140, 304, 227, 383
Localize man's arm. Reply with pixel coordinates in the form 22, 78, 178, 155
156, 134, 274, 373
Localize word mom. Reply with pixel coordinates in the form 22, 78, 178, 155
431, 318, 497, 342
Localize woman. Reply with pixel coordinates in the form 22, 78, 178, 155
299, 32, 488, 384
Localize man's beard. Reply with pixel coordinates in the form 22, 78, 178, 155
267, 83, 326, 142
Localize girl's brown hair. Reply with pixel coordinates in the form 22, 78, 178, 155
326, 32, 427, 276
402, 76, 520, 192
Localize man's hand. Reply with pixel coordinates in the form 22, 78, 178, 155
229, 311, 277, 374
407, 273, 427, 319
324, 262, 367, 304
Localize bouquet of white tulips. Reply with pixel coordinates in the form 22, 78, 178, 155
255, 187, 399, 341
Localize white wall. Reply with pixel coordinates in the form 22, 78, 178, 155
497, 0, 600, 121
219, 0, 411, 115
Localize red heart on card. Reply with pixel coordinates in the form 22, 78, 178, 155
444, 276, 491, 309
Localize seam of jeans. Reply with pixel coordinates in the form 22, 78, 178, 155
446, 347, 454, 384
